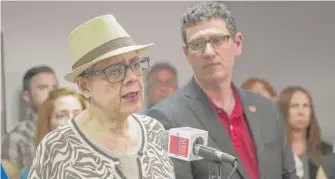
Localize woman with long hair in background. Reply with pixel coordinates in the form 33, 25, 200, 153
20, 88, 87, 178
277, 86, 321, 179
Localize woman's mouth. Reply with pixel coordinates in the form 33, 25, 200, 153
122, 91, 140, 102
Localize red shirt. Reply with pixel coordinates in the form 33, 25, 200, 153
209, 89, 259, 179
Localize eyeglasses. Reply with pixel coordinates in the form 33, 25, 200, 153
84, 57, 150, 83
187, 35, 232, 52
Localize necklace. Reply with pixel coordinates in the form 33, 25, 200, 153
119, 134, 129, 171
90, 116, 141, 171
123, 133, 130, 154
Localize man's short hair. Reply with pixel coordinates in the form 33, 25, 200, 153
146, 62, 177, 88
181, 1, 237, 45
22, 66, 55, 91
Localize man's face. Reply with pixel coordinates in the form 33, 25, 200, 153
149, 69, 177, 105
183, 18, 243, 85
24, 72, 58, 111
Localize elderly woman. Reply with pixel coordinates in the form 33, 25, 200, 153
21, 88, 87, 178
28, 15, 175, 179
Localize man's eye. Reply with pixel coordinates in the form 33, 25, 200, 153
190, 41, 204, 49
212, 37, 221, 44
211, 36, 227, 46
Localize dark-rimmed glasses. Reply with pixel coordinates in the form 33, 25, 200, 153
187, 35, 232, 52
84, 56, 150, 83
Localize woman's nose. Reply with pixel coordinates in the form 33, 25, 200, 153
123, 68, 138, 85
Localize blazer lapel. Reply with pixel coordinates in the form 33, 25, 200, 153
184, 79, 249, 179
235, 87, 266, 179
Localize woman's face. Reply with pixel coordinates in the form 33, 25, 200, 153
249, 82, 272, 99
85, 51, 146, 116
288, 91, 312, 130
49, 95, 83, 130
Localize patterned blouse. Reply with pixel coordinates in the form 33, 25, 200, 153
28, 114, 175, 179
1, 115, 36, 170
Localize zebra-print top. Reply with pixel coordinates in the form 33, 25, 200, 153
28, 114, 175, 179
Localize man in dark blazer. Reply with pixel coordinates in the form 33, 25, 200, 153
147, 2, 298, 179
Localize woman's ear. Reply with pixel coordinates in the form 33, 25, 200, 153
76, 76, 91, 96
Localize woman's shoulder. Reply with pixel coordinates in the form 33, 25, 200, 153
132, 114, 165, 130
39, 120, 77, 148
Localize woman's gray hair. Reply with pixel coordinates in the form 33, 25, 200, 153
79, 64, 96, 77
181, 1, 237, 44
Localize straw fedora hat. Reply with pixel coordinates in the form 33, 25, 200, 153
64, 14, 154, 82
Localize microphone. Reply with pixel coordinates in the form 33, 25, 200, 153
163, 127, 237, 164
193, 144, 237, 164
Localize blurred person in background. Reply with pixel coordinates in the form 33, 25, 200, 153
277, 86, 323, 179
145, 62, 178, 111
241, 77, 277, 100
20, 88, 87, 178
1, 66, 58, 178
28, 15, 175, 178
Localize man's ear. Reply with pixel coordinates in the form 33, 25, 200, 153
183, 44, 189, 57
22, 90, 31, 104
234, 32, 244, 56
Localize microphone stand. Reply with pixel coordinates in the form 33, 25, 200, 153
208, 160, 238, 179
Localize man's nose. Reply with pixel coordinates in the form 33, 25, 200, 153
203, 43, 216, 58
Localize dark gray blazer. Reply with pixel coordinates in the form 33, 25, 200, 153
321, 153, 335, 179
147, 78, 298, 179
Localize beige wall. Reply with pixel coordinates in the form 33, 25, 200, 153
2, 1, 335, 144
